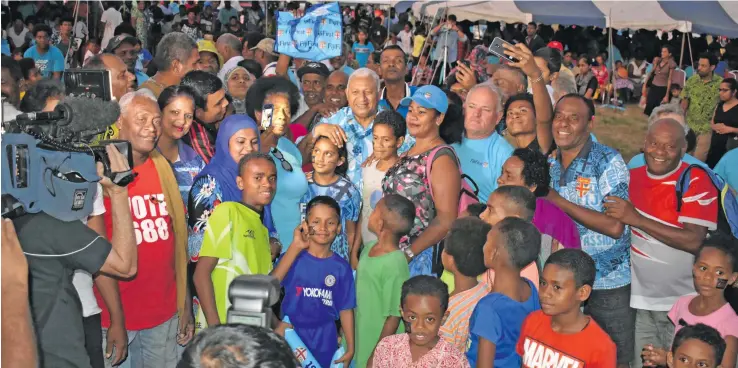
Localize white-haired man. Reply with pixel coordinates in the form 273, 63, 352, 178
452, 82, 515, 202
298, 67, 414, 190
97, 90, 191, 368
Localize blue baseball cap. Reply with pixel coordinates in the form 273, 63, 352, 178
399, 85, 448, 114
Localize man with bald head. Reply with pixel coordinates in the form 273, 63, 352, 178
84, 53, 135, 101
604, 117, 719, 368
627, 103, 707, 169
216, 33, 244, 80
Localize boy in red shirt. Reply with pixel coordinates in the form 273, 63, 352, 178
517, 249, 617, 368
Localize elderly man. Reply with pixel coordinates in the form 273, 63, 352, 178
451, 83, 514, 202
215, 33, 243, 80
299, 67, 414, 190
139, 32, 199, 98
545, 93, 633, 368
604, 118, 719, 368
251, 38, 279, 77
97, 90, 191, 368
84, 54, 136, 101
627, 104, 707, 169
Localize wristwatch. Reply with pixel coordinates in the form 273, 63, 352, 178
403, 247, 415, 259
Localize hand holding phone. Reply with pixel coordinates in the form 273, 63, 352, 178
488, 37, 519, 64
261, 104, 274, 131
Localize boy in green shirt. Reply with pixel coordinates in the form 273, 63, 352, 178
355, 194, 415, 367
193, 153, 277, 331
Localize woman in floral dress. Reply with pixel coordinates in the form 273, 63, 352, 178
382, 86, 463, 277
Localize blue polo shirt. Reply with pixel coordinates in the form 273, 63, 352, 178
548, 137, 631, 290
452, 133, 515, 203
378, 83, 417, 119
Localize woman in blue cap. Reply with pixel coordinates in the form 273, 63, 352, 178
381, 85, 465, 277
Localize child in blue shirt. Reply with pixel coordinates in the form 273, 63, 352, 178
273, 196, 356, 368
467, 217, 542, 367
300, 135, 361, 262
352, 28, 375, 68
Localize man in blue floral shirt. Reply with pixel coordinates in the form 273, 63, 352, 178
298, 67, 414, 191
545, 94, 634, 368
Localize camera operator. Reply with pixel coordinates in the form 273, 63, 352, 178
11, 144, 137, 368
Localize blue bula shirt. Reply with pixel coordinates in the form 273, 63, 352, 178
318, 106, 415, 191
452, 133, 515, 203
466, 278, 540, 367
549, 137, 631, 290
270, 138, 308, 252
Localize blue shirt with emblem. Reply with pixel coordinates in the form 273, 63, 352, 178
318, 106, 415, 191
299, 177, 361, 261
548, 138, 631, 290
452, 133, 515, 203
280, 251, 356, 367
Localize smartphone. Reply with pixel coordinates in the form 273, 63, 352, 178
488, 37, 518, 64
457, 60, 471, 68
261, 104, 274, 131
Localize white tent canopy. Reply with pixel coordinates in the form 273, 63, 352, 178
593, 1, 690, 32
412, 0, 530, 24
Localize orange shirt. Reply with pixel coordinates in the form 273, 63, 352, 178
440, 282, 489, 352
516, 310, 616, 368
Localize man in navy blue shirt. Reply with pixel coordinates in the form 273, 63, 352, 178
378, 45, 416, 119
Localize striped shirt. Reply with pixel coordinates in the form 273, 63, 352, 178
440, 282, 489, 352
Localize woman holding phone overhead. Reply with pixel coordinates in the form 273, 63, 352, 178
246, 76, 309, 254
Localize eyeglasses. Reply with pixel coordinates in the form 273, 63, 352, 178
271, 148, 293, 172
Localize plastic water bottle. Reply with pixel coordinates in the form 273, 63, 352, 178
282, 316, 322, 368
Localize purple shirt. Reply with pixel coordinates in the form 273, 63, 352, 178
532, 198, 581, 250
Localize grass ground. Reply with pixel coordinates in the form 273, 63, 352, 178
592, 104, 648, 162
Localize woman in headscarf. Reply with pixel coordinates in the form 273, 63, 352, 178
220, 65, 256, 115
188, 114, 275, 261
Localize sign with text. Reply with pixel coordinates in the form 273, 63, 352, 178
275, 2, 342, 62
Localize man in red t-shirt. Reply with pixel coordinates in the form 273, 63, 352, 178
94, 90, 191, 367
603, 117, 718, 368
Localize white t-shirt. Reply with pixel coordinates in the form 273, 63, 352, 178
74, 22, 88, 40
100, 8, 123, 50
397, 30, 413, 55
72, 184, 106, 317
360, 161, 387, 246
7, 27, 28, 48
263, 61, 278, 77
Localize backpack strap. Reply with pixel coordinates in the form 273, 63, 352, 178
676, 164, 723, 213
425, 145, 458, 204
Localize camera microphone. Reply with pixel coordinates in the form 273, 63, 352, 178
15, 97, 121, 137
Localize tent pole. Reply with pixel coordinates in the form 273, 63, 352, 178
687, 33, 694, 70
679, 31, 686, 69
608, 11, 616, 106
410, 4, 444, 85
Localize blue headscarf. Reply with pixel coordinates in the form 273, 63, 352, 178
194, 114, 260, 203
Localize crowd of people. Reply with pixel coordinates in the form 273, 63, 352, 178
2, 1, 738, 368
